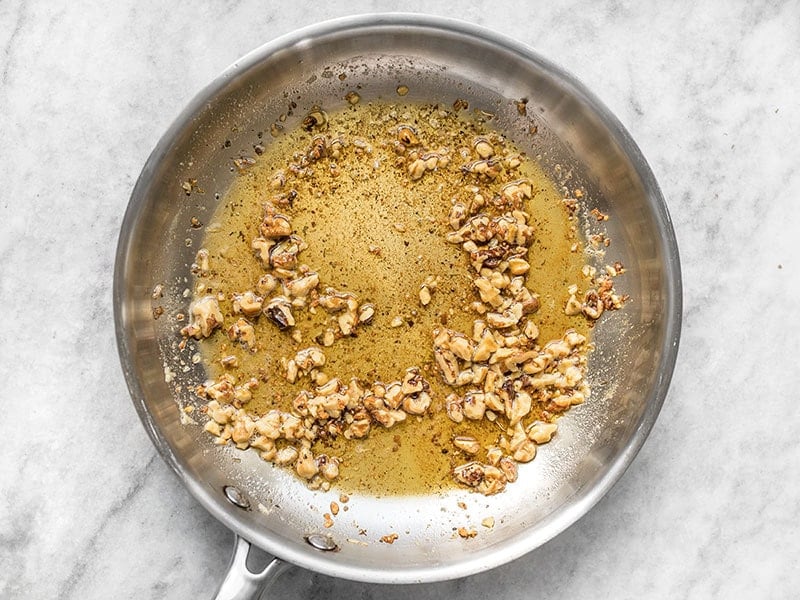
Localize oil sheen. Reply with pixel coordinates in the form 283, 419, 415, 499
198, 101, 589, 495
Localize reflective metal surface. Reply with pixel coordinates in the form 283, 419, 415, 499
114, 14, 681, 586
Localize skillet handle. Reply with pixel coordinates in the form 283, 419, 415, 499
213, 535, 290, 600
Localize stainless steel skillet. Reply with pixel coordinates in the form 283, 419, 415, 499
114, 13, 681, 599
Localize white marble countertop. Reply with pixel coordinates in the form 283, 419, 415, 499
2, 1, 799, 598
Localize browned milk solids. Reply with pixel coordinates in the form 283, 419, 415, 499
188, 101, 597, 496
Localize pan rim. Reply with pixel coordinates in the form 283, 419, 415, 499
114, 12, 682, 584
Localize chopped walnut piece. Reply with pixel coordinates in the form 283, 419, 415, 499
457, 527, 477, 539
232, 291, 263, 318
380, 533, 399, 544
453, 436, 480, 455
181, 296, 223, 339
227, 318, 256, 350
264, 296, 295, 329
528, 421, 558, 443
260, 211, 292, 239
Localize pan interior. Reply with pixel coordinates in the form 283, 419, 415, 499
115, 16, 680, 584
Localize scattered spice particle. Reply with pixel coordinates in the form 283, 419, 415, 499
516, 98, 528, 116
323, 513, 334, 528
380, 533, 399, 544
330, 501, 340, 516
457, 501, 467, 510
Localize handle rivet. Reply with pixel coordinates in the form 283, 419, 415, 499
223, 485, 250, 509
305, 533, 338, 552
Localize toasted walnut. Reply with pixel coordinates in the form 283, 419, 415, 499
485, 446, 503, 467
317, 288, 355, 312
528, 421, 558, 443
473, 136, 494, 159
408, 158, 426, 180
474, 277, 502, 307
419, 286, 432, 306
463, 392, 486, 420
251, 237, 275, 267
498, 457, 518, 482
453, 436, 480, 455
403, 391, 431, 415
382, 382, 402, 410
457, 527, 477, 539
507, 257, 530, 276
227, 318, 256, 350
445, 393, 464, 423
192, 248, 210, 276
269, 235, 307, 271
318, 455, 340, 481
513, 440, 537, 463
448, 203, 468, 230
232, 414, 255, 446
285, 271, 319, 299
476, 465, 507, 495
505, 391, 532, 426
269, 170, 285, 190
294, 346, 326, 371
472, 331, 499, 362
461, 158, 503, 181
401, 367, 425, 395
372, 408, 407, 428
259, 212, 292, 239
396, 124, 419, 146
206, 398, 234, 421
344, 418, 371, 439
256, 274, 278, 297
275, 446, 299, 466
181, 296, 223, 339
306, 135, 327, 162
357, 303, 375, 324
486, 302, 523, 329
582, 289, 604, 320
453, 461, 485, 487
232, 291, 263, 318
338, 312, 356, 336
264, 296, 295, 329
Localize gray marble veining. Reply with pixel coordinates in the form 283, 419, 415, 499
1, 1, 798, 598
